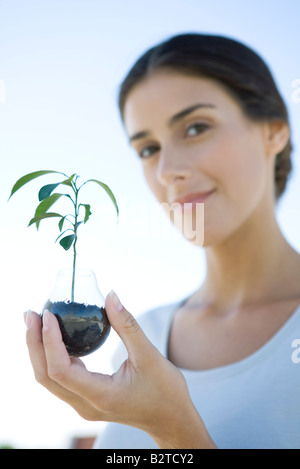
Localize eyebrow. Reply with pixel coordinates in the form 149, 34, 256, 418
129, 103, 215, 143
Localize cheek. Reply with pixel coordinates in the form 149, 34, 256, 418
199, 128, 268, 245
142, 164, 165, 201
209, 127, 267, 201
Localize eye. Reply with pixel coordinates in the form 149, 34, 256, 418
185, 122, 210, 137
138, 145, 160, 159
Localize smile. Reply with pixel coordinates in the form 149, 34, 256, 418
172, 189, 216, 208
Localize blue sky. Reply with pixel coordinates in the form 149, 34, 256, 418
0, 0, 299, 448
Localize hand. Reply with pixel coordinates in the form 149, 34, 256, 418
24, 290, 216, 448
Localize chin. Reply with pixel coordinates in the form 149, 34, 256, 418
170, 206, 205, 246
169, 203, 238, 248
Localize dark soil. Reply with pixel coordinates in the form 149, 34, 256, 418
42, 300, 111, 357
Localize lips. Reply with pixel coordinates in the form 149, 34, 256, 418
173, 189, 215, 206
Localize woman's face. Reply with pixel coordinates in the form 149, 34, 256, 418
123, 69, 274, 246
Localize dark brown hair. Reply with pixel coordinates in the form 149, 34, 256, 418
118, 33, 292, 200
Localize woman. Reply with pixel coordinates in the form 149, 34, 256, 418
24, 33, 300, 449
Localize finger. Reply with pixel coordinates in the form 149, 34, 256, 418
42, 310, 73, 376
26, 310, 52, 384
26, 310, 72, 389
105, 290, 157, 365
25, 311, 104, 419
42, 311, 113, 405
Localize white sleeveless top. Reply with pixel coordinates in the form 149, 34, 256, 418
94, 299, 300, 449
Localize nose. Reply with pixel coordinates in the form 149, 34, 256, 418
156, 146, 193, 186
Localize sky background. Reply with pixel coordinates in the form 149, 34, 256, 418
0, 0, 299, 449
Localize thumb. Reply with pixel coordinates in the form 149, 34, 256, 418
105, 290, 152, 359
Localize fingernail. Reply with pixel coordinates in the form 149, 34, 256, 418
24, 310, 33, 329
42, 309, 51, 329
109, 290, 123, 312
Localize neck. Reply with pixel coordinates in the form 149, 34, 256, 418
198, 203, 300, 312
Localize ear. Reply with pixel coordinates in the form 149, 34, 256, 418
263, 120, 290, 157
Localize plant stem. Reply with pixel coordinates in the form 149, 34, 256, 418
71, 178, 79, 303
71, 234, 77, 303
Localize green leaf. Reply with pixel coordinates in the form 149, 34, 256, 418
55, 229, 74, 244
28, 212, 63, 229
34, 193, 63, 229
38, 175, 78, 201
61, 174, 76, 187
8, 170, 65, 200
38, 183, 62, 201
84, 179, 119, 219
59, 234, 75, 251
80, 204, 92, 223
58, 214, 74, 232
58, 216, 67, 232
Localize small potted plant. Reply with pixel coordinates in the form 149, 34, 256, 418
9, 170, 119, 357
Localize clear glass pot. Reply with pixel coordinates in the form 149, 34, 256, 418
41, 269, 110, 357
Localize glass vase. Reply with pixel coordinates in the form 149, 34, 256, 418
41, 269, 110, 357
